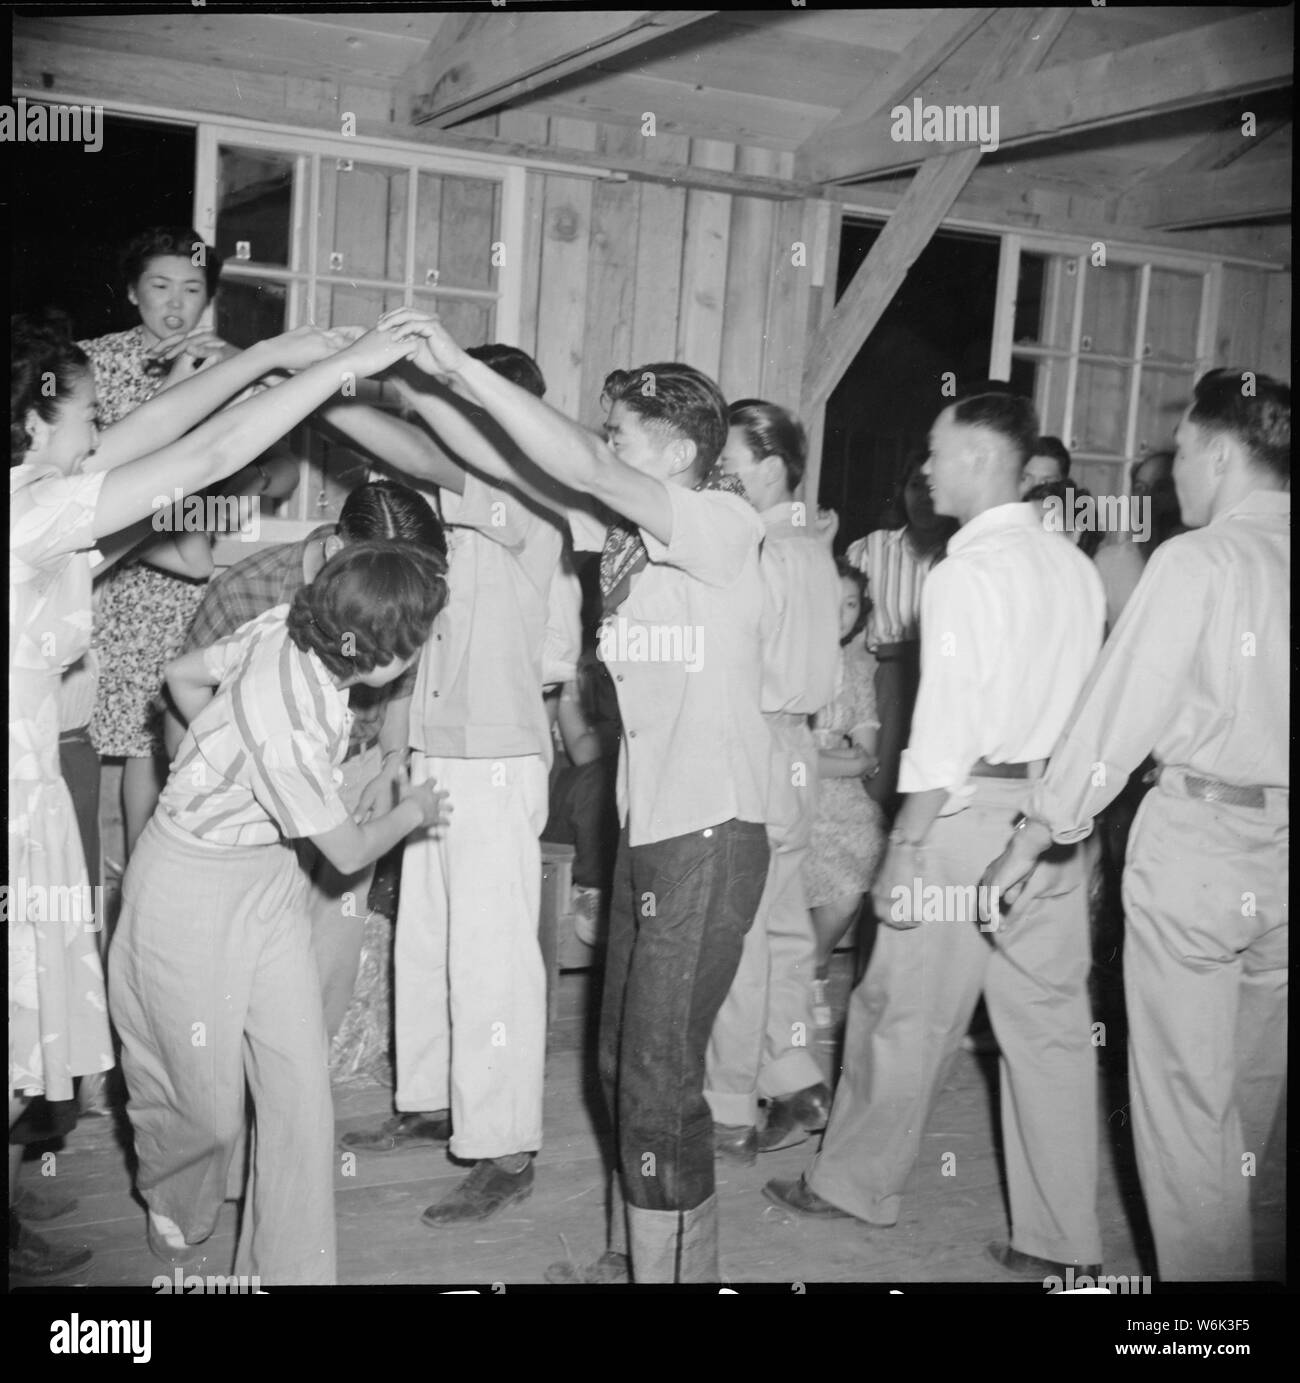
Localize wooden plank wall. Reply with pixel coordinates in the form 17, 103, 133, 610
488, 111, 830, 463
1215, 267, 1293, 382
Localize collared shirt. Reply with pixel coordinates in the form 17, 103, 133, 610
1031, 490, 1290, 842
846, 526, 938, 648
183, 525, 395, 754
573, 484, 768, 846
409, 472, 564, 764
899, 502, 1105, 809
160, 605, 352, 847
543, 559, 583, 688
77, 327, 160, 427
758, 502, 841, 716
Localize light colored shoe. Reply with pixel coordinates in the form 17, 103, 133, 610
572, 885, 605, 947
811, 978, 832, 1029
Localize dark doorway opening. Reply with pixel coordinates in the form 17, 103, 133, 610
10, 113, 195, 337
818, 219, 1001, 549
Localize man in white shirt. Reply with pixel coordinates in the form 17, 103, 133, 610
984, 370, 1290, 1281
765, 392, 1107, 1280
706, 400, 842, 1159
378, 309, 771, 1284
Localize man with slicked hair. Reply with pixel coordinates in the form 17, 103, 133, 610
984, 369, 1290, 1281
765, 391, 1107, 1282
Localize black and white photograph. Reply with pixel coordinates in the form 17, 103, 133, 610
4, 0, 1290, 1338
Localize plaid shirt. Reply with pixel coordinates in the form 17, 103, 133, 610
183, 526, 402, 755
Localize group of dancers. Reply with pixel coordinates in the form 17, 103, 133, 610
10, 224, 1288, 1286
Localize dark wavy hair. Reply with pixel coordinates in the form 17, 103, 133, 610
1129, 449, 1184, 550
951, 391, 1040, 467
338, 479, 447, 558
1031, 435, 1071, 479
121, 226, 224, 298
466, 343, 546, 398
729, 397, 807, 494
10, 311, 91, 466
835, 555, 872, 647
287, 540, 448, 680
1188, 367, 1290, 484
602, 362, 728, 477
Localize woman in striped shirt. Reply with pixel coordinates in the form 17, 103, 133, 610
108, 540, 449, 1285
845, 449, 955, 815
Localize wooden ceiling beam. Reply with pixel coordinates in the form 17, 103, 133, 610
404, 10, 715, 128
795, 8, 997, 184
820, 6, 1294, 184
801, 7, 1072, 410
1119, 155, 1294, 231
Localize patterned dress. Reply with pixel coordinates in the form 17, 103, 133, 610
804, 639, 888, 908
9, 464, 114, 1099
79, 327, 210, 758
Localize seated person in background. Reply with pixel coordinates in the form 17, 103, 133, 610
1020, 434, 1071, 496
172, 479, 447, 1042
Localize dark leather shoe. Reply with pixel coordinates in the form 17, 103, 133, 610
340, 1110, 451, 1153
762, 1174, 852, 1219
986, 1241, 1102, 1281
758, 1082, 833, 1152
713, 1123, 758, 1166
420, 1158, 534, 1227
9, 1218, 93, 1280
545, 1251, 630, 1284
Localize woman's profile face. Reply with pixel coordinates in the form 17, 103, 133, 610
902, 465, 936, 526
128, 254, 210, 343
26, 372, 99, 476
838, 575, 862, 641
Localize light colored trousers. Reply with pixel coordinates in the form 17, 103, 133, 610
394, 753, 549, 1160
1123, 768, 1288, 1282
809, 778, 1103, 1268
110, 812, 336, 1284
705, 715, 823, 1125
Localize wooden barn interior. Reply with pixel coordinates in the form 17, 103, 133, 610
11, 6, 1292, 1287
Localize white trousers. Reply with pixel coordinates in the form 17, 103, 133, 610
394, 753, 549, 1160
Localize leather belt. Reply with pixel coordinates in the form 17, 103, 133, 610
969, 757, 1047, 780
1174, 772, 1268, 810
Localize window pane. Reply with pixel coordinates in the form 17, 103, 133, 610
1011, 353, 1068, 436
216, 147, 296, 269
1145, 269, 1201, 365
317, 160, 409, 284
290, 422, 379, 525
1072, 362, 1131, 455
1079, 263, 1139, 357
216, 276, 286, 349
413, 293, 494, 350
1013, 252, 1077, 350
416, 172, 501, 292
1136, 366, 1194, 457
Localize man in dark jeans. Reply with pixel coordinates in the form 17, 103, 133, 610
378, 307, 771, 1283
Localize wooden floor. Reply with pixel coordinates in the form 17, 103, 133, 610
15, 952, 1176, 1288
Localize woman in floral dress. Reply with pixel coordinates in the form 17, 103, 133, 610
803, 560, 888, 1026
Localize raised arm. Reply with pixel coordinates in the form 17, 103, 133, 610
381, 309, 672, 542
91, 327, 415, 542
317, 394, 466, 494
85, 326, 341, 474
